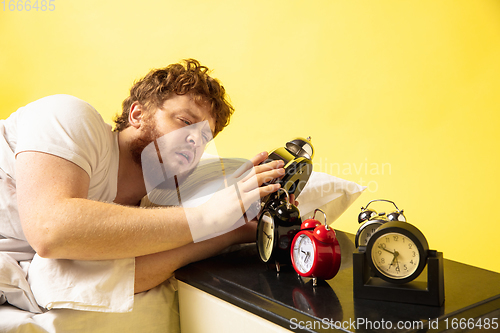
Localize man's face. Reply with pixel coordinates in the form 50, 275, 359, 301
131, 93, 215, 178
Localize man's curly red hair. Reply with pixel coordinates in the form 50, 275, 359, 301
114, 59, 234, 137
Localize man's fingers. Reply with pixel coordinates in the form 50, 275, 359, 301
226, 153, 287, 209
246, 183, 281, 200
256, 167, 285, 186
241, 159, 284, 183
229, 159, 255, 179
238, 167, 284, 193
227, 153, 279, 182
249, 151, 270, 166
253, 159, 284, 175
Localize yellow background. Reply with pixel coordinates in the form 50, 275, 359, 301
1, 0, 499, 273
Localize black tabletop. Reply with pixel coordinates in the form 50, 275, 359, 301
175, 231, 500, 332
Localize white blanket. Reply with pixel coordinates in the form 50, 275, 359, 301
0, 254, 181, 333
0, 253, 135, 314
0, 278, 180, 333
28, 255, 135, 313
0, 253, 41, 313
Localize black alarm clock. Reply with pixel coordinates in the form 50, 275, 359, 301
260, 137, 314, 208
353, 203, 445, 306
355, 199, 406, 249
256, 189, 302, 271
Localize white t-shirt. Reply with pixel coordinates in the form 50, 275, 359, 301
0, 94, 119, 256
0, 95, 135, 313
2, 94, 119, 199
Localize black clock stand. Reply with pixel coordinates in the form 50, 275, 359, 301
353, 249, 445, 306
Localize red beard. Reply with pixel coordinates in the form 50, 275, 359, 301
128, 120, 162, 167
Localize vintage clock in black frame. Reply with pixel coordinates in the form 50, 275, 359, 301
353, 220, 445, 306
256, 189, 302, 272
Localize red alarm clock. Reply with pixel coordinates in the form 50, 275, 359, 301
290, 209, 341, 286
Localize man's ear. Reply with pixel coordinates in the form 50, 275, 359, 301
128, 102, 143, 129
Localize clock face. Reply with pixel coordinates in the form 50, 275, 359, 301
257, 211, 275, 262
355, 220, 383, 248
291, 234, 315, 274
370, 232, 420, 280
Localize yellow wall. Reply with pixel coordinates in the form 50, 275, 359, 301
1, 0, 499, 273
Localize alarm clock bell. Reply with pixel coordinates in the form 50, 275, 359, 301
355, 199, 406, 249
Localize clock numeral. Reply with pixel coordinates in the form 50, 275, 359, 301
380, 258, 385, 264
403, 264, 408, 271
408, 243, 413, 249
393, 235, 398, 241
412, 251, 416, 257
385, 237, 390, 243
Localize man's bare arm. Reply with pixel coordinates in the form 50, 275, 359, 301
134, 221, 257, 293
15, 151, 282, 260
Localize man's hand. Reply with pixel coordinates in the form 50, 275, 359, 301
186, 151, 285, 241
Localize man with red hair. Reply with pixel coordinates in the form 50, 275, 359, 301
0, 59, 284, 313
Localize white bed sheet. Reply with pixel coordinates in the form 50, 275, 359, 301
0, 278, 180, 333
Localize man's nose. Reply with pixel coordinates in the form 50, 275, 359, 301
186, 131, 202, 147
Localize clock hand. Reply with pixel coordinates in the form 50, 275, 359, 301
394, 254, 401, 273
388, 250, 400, 268
378, 244, 396, 255
300, 250, 310, 263
379, 245, 399, 267
263, 231, 272, 240
393, 250, 400, 262
390, 256, 396, 266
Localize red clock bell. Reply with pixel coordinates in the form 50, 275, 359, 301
290, 209, 341, 286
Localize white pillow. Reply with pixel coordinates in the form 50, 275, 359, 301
297, 172, 366, 225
